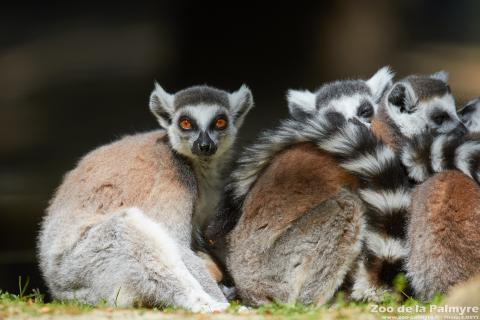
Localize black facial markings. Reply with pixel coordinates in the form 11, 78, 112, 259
388, 84, 410, 113
325, 111, 346, 127
430, 110, 451, 125
357, 100, 374, 118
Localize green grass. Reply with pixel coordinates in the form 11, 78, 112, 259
0, 274, 444, 319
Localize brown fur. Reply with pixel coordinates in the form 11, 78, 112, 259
197, 252, 223, 283
227, 143, 364, 305
407, 171, 480, 300
239, 143, 359, 233
371, 117, 398, 150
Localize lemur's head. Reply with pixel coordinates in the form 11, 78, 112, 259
149, 84, 253, 159
383, 71, 466, 138
286, 66, 394, 125
458, 97, 480, 133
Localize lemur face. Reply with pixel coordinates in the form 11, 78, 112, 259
458, 97, 480, 133
149, 84, 253, 159
385, 72, 466, 138
286, 66, 394, 125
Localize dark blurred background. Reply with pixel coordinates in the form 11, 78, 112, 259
1, 0, 480, 298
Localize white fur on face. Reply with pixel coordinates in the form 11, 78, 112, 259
387, 92, 458, 138
322, 94, 377, 126
180, 105, 224, 131
167, 104, 236, 159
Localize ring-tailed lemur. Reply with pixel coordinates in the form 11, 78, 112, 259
264, 71, 473, 302
302, 72, 476, 301
399, 109, 480, 300
368, 73, 480, 300
204, 67, 395, 305
38, 84, 253, 312
215, 70, 473, 304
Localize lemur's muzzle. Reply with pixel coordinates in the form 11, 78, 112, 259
192, 131, 217, 156
451, 122, 468, 137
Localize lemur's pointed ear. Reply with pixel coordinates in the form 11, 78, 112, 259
387, 82, 417, 114
366, 66, 395, 103
430, 70, 449, 83
229, 84, 254, 128
149, 82, 175, 128
287, 89, 316, 121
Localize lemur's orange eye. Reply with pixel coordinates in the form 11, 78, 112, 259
179, 118, 192, 130
215, 118, 227, 130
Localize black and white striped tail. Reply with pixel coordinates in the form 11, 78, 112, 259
299, 117, 412, 301
231, 113, 413, 301
402, 130, 480, 185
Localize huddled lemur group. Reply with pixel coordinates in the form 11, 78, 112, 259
38, 67, 480, 312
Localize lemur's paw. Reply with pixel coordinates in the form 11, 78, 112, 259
352, 287, 389, 303
190, 301, 229, 313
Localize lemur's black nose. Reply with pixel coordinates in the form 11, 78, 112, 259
452, 123, 468, 137
193, 131, 217, 156
199, 143, 211, 152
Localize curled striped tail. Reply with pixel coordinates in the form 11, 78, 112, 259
402, 130, 480, 184
300, 118, 412, 301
